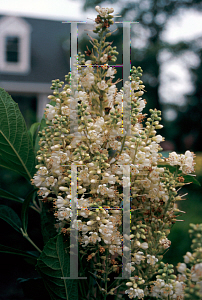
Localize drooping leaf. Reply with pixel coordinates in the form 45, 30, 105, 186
158, 164, 201, 185
0, 88, 35, 180
160, 151, 170, 158
40, 202, 57, 244
37, 234, 78, 300
0, 205, 22, 233
0, 187, 24, 203
182, 174, 201, 186
157, 164, 178, 173
28, 122, 40, 148
21, 189, 37, 233
0, 244, 38, 261
28, 122, 41, 139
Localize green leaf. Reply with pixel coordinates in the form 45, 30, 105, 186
28, 122, 40, 148
158, 163, 201, 186
21, 189, 37, 233
0, 88, 35, 180
28, 122, 40, 139
157, 164, 177, 173
0, 204, 22, 233
160, 151, 170, 158
0, 244, 38, 261
37, 234, 78, 300
40, 202, 57, 244
0, 187, 24, 203
182, 174, 201, 186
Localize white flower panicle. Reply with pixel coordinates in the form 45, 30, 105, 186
31, 5, 199, 299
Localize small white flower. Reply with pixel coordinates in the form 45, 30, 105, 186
133, 251, 144, 264
161, 284, 174, 296
108, 84, 116, 94
100, 54, 108, 63
61, 106, 70, 116
38, 187, 50, 198
97, 7, 109, 18
89, 232, 101, 244
45, 176, 57, 187
177, 263, 187, 274
174, 281, 185, 297
191, 263, 202, 282
146, 254, 158, 265
168, 152, 180, 166
140, 242, 148, 250
125, 287, 137, 299
159, 237, 171, 249
150, 279, 165, 298
45, 104, 57, 120
55, 196, 69, 209
183, 251, 193, 263
106, 67, 116, 78
81, 73, 94, 88
38, 166, 48, 175
131, 165, 139, 176
97, 80, 108, 90
97, 184, 108, 195
57, 207, 71, 221
152, 134, 164, 143
125, 262, 135, 273
32, 175, 45, 187
137, 99, 146, 112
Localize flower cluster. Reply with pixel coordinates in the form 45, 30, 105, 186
167, 151, 195, 174
32, 6, 198, 299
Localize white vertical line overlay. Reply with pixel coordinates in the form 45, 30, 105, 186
123, 22, 131, 136
70, 23, 78, 74
61, 18, 138, 283
70, 163, 87, 279
70, 22, 79, 136
115, 165, 131, 279
61, 164, 87, 281
123, 22, 131, 86
62, 21, 86, 136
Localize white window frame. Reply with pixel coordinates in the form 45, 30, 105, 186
0, 16, 31, 74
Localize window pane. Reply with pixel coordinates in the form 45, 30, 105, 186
6, 36, 19, 62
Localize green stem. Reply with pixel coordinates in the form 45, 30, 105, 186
21, 229, 42, 253
30, 205, 41, 213
132, 140, 140, 165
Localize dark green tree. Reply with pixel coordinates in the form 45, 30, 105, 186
174, 41, 202, 152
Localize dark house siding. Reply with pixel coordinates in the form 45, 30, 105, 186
0, 16, 70, 83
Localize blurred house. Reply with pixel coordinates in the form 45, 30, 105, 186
0, 15, 70, 125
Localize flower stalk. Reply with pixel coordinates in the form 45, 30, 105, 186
31, 5, 201, 300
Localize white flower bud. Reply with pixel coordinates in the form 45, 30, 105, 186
95, 6, 100, 12
87, 220, 94, 226
108, 8, 114, 13
140, 242, 148, 249
59, 186, 69, 191
126, 282, 133, 287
